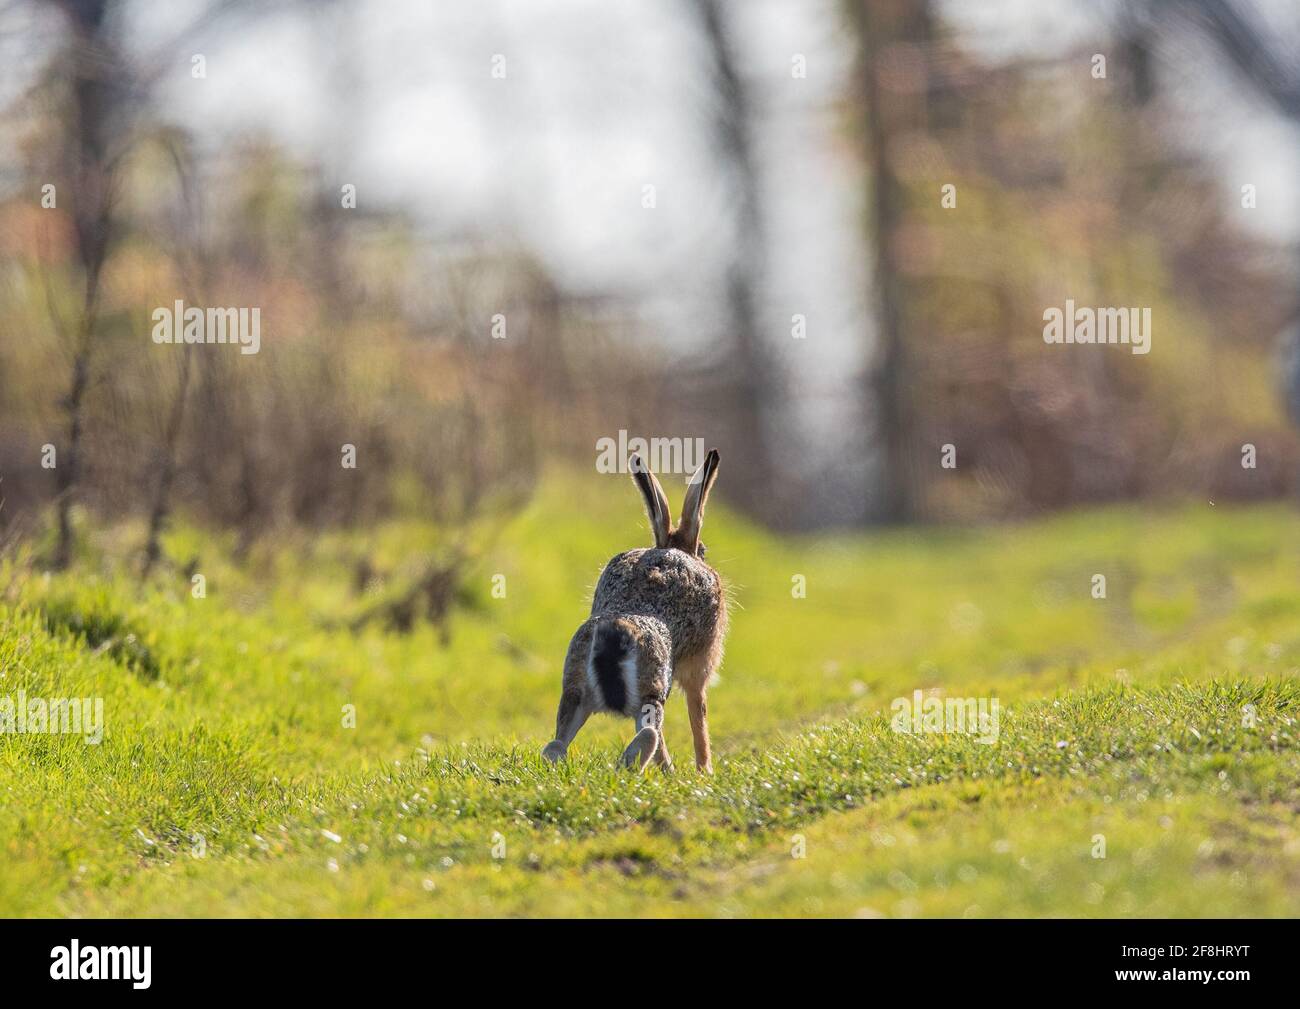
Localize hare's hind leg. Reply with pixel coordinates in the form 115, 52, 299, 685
622, 698, 664, 772
543, 688, 589, 763
620, 726, 657, 771
544, 624, 595, 763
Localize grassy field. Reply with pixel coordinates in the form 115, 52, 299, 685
0, 472, 1297, 917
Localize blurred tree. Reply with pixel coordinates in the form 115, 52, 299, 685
1157, 0, 1300, 436
848, 0, 939, 523
683, 0, 781, 521
43, 0, 125, 568
141, 131, 204, 579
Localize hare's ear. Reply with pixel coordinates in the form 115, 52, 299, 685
677, 448, 719, 551
630, 454, 671, 548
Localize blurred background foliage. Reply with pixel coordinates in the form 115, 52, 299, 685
0, 0, 1297, 571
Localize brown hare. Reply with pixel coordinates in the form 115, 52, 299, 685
541, 449, 727, 773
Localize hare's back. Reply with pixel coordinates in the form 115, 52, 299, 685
592, 548, 723, 657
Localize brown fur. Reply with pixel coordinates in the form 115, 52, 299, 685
542, 449, 728, 773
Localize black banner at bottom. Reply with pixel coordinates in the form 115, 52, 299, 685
0, 918, 1286, 996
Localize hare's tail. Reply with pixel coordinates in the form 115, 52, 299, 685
588, 617, 636, 714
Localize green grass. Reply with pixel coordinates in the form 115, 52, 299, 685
0, 472, 1297, 917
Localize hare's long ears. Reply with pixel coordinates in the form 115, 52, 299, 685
677, 448, 720, 551
630, 454, 671, 548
